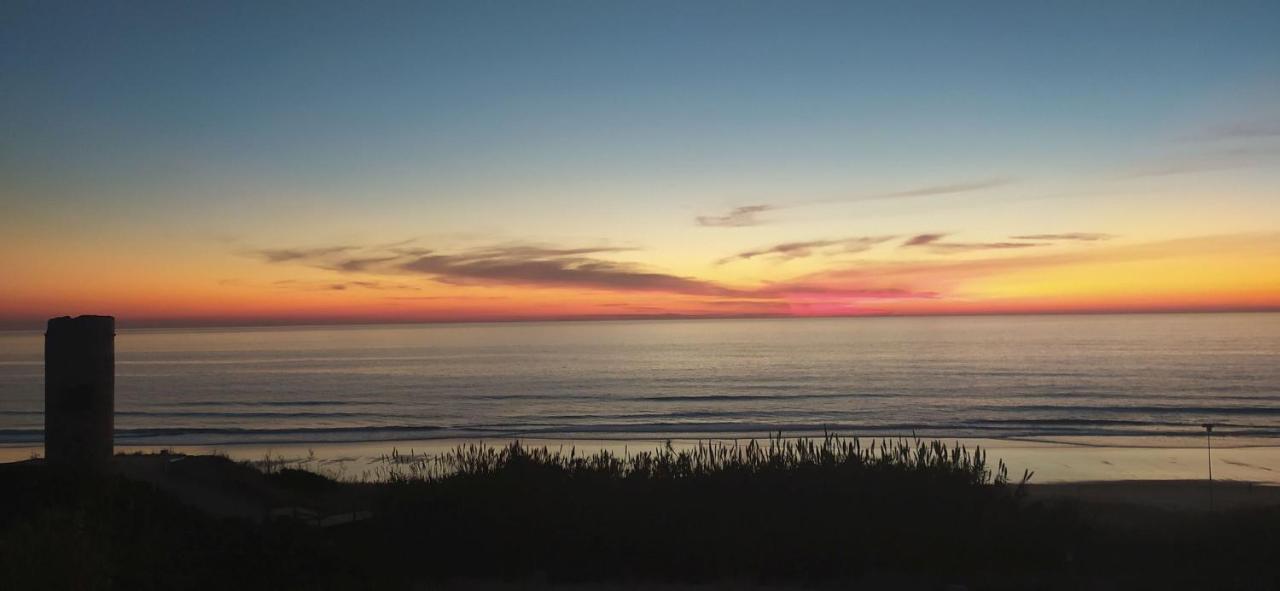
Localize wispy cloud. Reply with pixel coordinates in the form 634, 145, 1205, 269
924, 241, 1045, 253
1009, 233, 1113, 241
1124, 146, 1280, 178
326, 256, 405, 272
695, 177, 1012, 227
695, 205, 774, 227
254, 246, 356, 263
383, 295, 507, 301
750, 284, 939, 300
272, 279, 421, 292
902, 233, 946, 247
251, 232, 1258, 313
800, 233, 1280, 297
254, 242, 737, 296
900, 233, 1044, 253
876, 178, 1013, 199
396, 246, 735, 295
1189, 120, 1280, 142
718, 236, 895, 264
250, 238, 957, 304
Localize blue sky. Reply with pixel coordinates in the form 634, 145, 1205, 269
2, 1, 1278, 326
7, 1, 1277, 190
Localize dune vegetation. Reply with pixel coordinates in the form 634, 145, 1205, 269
3, 436, 1279, 589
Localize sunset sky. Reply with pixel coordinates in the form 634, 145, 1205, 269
2, 1, 1279, 328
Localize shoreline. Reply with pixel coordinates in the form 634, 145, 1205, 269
5, 434, 1278, 484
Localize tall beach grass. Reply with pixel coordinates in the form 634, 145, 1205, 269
375, 434, 1032, 489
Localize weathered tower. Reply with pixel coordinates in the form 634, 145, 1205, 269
44, 315, 115, 469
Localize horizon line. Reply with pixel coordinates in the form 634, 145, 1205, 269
2, 306, 1279, 332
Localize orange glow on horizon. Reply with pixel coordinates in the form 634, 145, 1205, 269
2, 232, 1278, 328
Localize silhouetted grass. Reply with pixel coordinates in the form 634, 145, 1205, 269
4, 436, 1280, 589
363, 436, 1048, 584
376, 435, 1032, 489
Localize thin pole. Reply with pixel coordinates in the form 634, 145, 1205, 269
1203, 423, 1214, 510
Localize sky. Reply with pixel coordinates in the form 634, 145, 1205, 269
2, 1, 1279, 328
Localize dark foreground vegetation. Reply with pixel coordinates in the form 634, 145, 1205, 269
2, 436, 1279, 590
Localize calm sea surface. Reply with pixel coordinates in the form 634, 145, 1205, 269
1, 314, 1278, 446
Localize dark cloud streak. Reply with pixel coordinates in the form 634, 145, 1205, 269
254, 241, 736, 296
272, 279, 421, 292
902, 233, 946, 247
695, 205, 774, 227
250, 238, 960, 303
900, 233, 1045, 253
696, 177, 1012, 228
879, 178, 1013, 199
1010, 233, 1113, 241
397, 249, 735, 296
254, 246, 355, 263
718, 236, 895, 264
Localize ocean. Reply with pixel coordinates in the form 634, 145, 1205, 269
1, 313, 1277, 448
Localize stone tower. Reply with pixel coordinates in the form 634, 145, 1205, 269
45, 315, 115, 469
